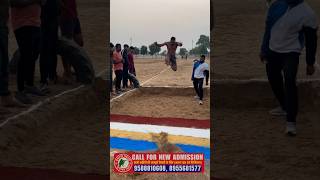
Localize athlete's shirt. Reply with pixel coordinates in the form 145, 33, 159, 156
269, 2, 318, 53
193, 61, 209, 79
113, 51, 123, 71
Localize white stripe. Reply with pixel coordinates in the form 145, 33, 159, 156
110, 67, 170, 102
1, 68, 107, 128
110, 122, 210, 139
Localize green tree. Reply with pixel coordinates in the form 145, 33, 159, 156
149, 43, 161, 56
160, 50, 167, 56
140, 45, 148, 55
179, 48, 188, 56
133, 47, 140, 54
189, 35, 210, 55
196, 35, 210, 49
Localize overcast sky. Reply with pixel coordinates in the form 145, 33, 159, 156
110, 0, 210, 51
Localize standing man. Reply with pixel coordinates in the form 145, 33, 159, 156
60, 0, 83, 83
192, 55, 209, 105
122, 44, 129, 89
128, 46, 136, 87
11, 0, 45, 104
0, 0, 21, 107
260, 0, 318, 136
113, 44, 123, 94
155, 37, 183, 71
40, 0, 61, 92
110, 43, 114, 93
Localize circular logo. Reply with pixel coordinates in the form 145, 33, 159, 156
114, 154, 133, 173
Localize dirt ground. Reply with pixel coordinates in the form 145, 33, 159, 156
110, 58, 211, 179
111, 87, 209, 120
212, 1, 320, 178
213, 0, 320, 80
0, 81, 107, 175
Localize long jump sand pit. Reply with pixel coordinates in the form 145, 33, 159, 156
111, 86, 210, 118
212, 80, 320, 180
110, 87, 210, 179
0, 78, 107, 178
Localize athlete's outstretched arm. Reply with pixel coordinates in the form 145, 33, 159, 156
177, 42, 183, 46
155, 42, 167, 47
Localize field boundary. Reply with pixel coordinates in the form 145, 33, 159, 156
110, 67, 171, 102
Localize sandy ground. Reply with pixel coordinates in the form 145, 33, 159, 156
111, 87, 209, 120
212, 0, 320, 179
0, 0, 108, 176
0, 80, 107, 175
110, 59, 211, 179
111, 58, 210, 120
212, 80, 320, 179
213, 0, 320, 80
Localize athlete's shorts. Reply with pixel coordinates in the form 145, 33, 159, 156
166, 54, 177, 71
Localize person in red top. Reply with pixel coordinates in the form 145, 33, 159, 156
113, 44, 123, 94
128, 46, 136, 76
10, 0, 45, 104
60, 0, 83, 83
128, 46, 136, 87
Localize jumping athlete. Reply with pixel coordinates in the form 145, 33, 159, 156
155, 37, 182, 71
192, 55, 209, 105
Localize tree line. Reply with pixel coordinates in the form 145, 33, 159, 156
131, 35, 209, 56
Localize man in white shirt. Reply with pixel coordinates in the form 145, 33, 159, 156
260, 0, 318, 136
191, 55, 209, 105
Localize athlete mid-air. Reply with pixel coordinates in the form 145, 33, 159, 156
155, 37, 183, 71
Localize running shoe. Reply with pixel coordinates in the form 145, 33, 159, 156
15, 91, 32, 105
269, 106, 287, 116
25, 85, 46, 96
194, 95, 200, 100
286, 122, 297, 136
199, 100, 203, 105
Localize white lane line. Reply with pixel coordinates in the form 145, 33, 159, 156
140, 67, 171, 86
1, 69, 107, 128
0, 85, 85, 128
110, 67, 171, 102
110, 122, 210, 139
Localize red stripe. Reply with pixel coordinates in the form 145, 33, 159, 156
0, 166, 107, 180
110, 114, 210, 129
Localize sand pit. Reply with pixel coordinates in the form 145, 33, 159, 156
110, 59, 211, 179
0, 78, 107, 176
111, 87, 210, 119
212, 80, 320, 180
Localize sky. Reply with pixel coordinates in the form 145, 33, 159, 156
110, 0, 210, 51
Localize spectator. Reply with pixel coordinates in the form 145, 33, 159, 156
39, 0, 61, 92
113, 44, 123, 94
0, 0, 23, 107
60, 0, 83, 83
122, 44, 129, 89
10, 0, 45, 104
